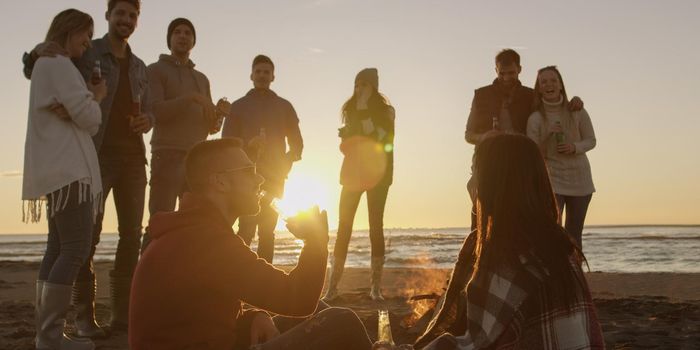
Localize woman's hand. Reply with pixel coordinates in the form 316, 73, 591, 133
356, 86, 372, 110
548, 123, 563, 135
557, 143, 576, 154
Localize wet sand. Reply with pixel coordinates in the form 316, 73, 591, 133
1, 261, 699, 349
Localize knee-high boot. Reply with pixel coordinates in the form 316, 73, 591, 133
370, 256, 385, 301
36, 282, 95, 350
322, 253, 346, 302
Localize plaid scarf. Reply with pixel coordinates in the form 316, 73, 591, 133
415, 232, 605, 350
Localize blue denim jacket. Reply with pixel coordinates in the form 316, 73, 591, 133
24, 35, 153, 155
76, 35, 153, 154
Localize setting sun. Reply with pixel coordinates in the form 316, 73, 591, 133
273, 170, 332, 226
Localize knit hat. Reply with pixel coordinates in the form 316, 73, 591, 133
355, 68, 379, 90
167, 18, 196, 49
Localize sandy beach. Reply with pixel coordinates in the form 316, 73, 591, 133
1, 261, 699, 349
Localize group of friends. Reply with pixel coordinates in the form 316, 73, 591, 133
21, 0, 601, 349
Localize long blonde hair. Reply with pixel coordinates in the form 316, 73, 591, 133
45, 9, 94, 48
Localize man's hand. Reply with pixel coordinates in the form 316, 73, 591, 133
186, 92, 210, 106
286, 206, 329, 245
249, 312, 280, 346
129, 114, 152, 134
87, 79, 107, 103
32, 41, 68, 59
567, 96, 584, 111
202, 102, 217, 124
49, 103, 70, 120
216, 98, 231, 116
557, 143, 576, 154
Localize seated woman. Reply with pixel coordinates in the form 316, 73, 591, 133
414, 134, 604, 349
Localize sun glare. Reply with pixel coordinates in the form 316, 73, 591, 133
273, 170, 332, 221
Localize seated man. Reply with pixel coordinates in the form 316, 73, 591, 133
129, 138, 372, 350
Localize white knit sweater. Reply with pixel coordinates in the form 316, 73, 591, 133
527, 101, 596, 196
22, 56, 103, 222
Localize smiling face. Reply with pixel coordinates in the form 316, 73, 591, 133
65, 25, 93, 59
106, 1, 139, 40
537, 69, 563, 102
169, 24, 194, 56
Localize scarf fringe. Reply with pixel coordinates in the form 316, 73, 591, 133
22, 181, 103, 224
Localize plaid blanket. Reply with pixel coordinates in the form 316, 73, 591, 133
415, 232, 605, 350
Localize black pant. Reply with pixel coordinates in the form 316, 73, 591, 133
76, 155, 146, 283
255, 307, 372, 350
333, 184, 390, 262
141, 150, 188, 251
238, 193, 279, 263
555, 194, 592, 248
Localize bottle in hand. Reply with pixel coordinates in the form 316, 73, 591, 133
91, 60, 101, 85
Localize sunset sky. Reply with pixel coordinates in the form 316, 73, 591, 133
1, 0, 698, 234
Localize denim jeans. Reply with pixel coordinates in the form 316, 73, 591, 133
555, 193, 593, 248
238, 192, 279, 263
253, 307, 372, 350
334, 184, 390, 263
76, 155, 146, 283
141, 150, 188, 251
38, 183, 93, 285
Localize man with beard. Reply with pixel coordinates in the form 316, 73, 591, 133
23, 0, 151, 336
141, 18, 230, 250
129, 138, 373, 350
222, 55, 304, 263
464, 49, 582, 230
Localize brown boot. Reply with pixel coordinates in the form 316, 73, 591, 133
72, 279, 106, 338
108, 272, 132, 332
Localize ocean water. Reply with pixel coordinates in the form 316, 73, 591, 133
1, 226, 699, 273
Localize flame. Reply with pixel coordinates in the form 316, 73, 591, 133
395, 255, 449, 329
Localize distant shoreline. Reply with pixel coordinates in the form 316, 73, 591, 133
1, 223, 699, 235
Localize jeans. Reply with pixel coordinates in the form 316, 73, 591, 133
254, 307, 372, 350
38, 183, 93, 285
555, 193, 593, 248
76, 155, 146, 283
141, 150, 188, 251
334, 184, 390, 263
238, 192, 279, 263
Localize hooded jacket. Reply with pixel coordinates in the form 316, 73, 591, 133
129, 193, 327, 350
147, 54, 214, 152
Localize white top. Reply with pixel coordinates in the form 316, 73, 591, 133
22, 55, 102, 221
527, 102, 596, 196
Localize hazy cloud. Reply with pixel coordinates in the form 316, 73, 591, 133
1, 171, 22, 177
308, 47, 326, 54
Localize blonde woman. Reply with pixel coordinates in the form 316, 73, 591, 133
23, 8, 106, 349
527, 66, 596, 248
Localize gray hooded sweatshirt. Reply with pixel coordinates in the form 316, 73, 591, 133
147, 54, 213, 151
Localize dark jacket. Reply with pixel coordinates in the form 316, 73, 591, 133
221, 89, 303, 197
339, 106, 395, 189
129, 193, 327, 350
465, 79, 534, 140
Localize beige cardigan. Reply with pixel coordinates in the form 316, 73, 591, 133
22, 56, 102, 222
527, 102, 596, 196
